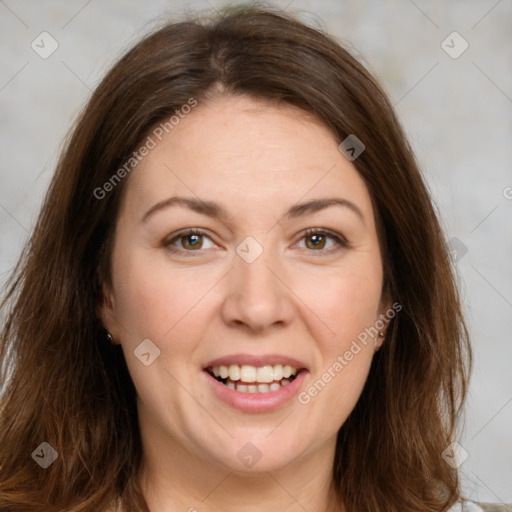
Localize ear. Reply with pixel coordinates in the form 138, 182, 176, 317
374, 292, 395, 351
377, 292, 393, 336
97, 280, 119, 341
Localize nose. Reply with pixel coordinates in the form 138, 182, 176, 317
220, 246, 294, 334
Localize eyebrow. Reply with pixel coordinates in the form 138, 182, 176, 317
140, 196, 365, 224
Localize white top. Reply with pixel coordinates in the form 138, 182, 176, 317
449, 501, 484, 512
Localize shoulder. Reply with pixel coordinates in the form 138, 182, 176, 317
449, 501, 512, 512
478, 504, 512, 512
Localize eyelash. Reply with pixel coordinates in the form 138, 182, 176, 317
163, 228, 347, 256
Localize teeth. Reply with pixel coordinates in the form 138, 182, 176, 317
207, 363, 301, 394
240, 365, 256, 382
273, 365, 283, 380
211, 363, 298, 384
226, 379, 293, 393
256, 365, 274, 383
228, 365, 240, 381
283, 365, 294, 378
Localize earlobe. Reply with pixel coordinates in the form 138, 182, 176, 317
375, 293, 394, 351
374, 331, 385, 351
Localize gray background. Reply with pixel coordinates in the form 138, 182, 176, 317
1, 0, 511, 503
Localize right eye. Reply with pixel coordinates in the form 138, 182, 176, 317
164, 229, 217, 254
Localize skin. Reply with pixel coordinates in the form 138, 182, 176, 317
100, 94, 390, 512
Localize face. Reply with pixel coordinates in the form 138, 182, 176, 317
101, 94, 390, 476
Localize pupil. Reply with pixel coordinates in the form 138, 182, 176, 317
308, 234, 325, 249
184, 234, 201, 249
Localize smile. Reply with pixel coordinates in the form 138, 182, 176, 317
207, 363, 299, 393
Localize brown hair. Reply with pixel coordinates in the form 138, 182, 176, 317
0, 4, 471, 511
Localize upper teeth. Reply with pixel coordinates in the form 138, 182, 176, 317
211, 364, 298, 383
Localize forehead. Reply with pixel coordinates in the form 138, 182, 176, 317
121, 95, 373, 221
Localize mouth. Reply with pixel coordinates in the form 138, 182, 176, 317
202, 355, 309, 412
205, 363, 303, 394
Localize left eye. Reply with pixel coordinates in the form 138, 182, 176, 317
295, 230, 346, 252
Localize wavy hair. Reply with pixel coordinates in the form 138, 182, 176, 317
0, 4, 471, 511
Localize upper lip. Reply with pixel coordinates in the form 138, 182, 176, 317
204, 353, 309, 371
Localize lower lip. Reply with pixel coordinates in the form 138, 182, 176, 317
203, 370, 308, 413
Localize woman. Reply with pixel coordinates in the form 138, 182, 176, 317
0, 4, 508, 512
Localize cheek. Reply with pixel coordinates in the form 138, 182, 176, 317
111, 245, 197, 334
109, 246, 213, 405
296, 268, 380, 425
290, 260, 383, 347
330, 274, 382, 338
